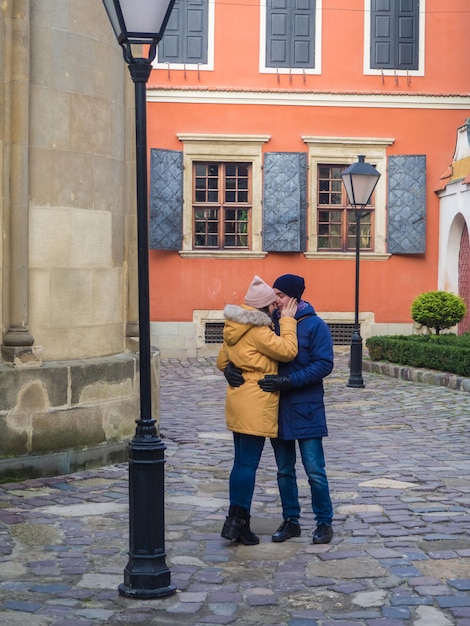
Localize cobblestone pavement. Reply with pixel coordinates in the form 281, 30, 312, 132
0, 353, 469, 625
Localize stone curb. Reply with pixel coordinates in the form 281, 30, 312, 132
362, 358, 470, 392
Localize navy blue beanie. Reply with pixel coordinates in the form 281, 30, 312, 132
273, 274, 305, 301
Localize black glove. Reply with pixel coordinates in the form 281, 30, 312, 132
224, 361, 245, 387
258, 375, 291, 392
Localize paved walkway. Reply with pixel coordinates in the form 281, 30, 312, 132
0, 353, 469, 625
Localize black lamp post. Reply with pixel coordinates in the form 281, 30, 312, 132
102, 0, 176, 598
341, 155, 381, 389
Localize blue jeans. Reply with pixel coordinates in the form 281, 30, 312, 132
229, 432, 265, 512
271, 437, 333, 525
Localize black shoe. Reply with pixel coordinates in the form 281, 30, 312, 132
272, 518, 301, 543
312, 523, 333, 544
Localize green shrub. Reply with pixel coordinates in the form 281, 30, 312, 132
366, 334, 470, 377
411, 291, 466, 335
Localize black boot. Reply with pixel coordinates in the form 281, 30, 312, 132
221, 505, 259, 545
221, 505, 238, 541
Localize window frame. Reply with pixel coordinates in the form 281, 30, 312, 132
317, 163, 375, 252
303, 136, 393, 259
363, 0, 425, 77
260, 0, 322, 74
192, 162, 253, 250
177, 134, 270, 258
153, 0, 215, 71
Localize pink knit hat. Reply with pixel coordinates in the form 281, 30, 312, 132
245, 275, 277, 309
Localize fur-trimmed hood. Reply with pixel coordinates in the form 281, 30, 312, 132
223, 304, 273, 347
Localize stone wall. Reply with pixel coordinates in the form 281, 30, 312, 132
0, 352, 162, 481
0, 1, 145, 479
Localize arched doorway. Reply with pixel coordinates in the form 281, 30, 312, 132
458, 222, 470, 334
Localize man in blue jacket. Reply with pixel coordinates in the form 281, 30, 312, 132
259, 274, 334, 544
224, 273, 334, 544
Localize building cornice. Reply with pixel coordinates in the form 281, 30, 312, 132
147, 88, 470, 110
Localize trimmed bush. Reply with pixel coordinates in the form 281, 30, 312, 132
366, 333, 470, 377
411, 291, 466, 335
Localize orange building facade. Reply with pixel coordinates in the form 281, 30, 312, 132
146, 0, 470, 358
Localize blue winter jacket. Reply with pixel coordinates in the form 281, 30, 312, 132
273, 301, 334, 440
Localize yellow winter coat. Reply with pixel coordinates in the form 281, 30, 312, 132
216, 304, 298, 438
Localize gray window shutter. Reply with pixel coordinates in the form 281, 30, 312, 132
266, 0, 315, 68
263, 152, 307, 252
371, 0, 419, 70
150, 149, 183, 251
159, 0, 208, 64
387, 155, 426, 254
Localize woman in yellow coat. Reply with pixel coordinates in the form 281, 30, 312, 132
217, 275, 298, 545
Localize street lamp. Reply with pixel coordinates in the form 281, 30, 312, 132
102, 0, 176, 598
341, 155, 381, 389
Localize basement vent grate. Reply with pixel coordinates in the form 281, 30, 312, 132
205, 321, 356, 346
204, 322, 224, 344
327, 323, 356, 346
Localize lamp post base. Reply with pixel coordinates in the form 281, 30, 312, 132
118, 420, 176, 599
118, 582, 176, 599
347, 329, 365, 388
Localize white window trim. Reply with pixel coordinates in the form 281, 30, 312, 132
153, 0, 215, 71
176, 134, 270, 259
363, 0, 425, 77
302, 136, 394, 259
259, 0, 322, 75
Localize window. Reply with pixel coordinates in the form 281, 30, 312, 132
364, 0, 424, 75
155, 0, 214, 69
302, 136, 393, 259
261, 0, 322, 74
265, 0, 315, 68
177, 134, 269, 258
317, 164, 374, 251
371, 0, 419, 70
193, 162, 251, 249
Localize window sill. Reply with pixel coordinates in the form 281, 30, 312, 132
304, 252, 391, 260
364, 68, 424, 77
179, 250, 268, 259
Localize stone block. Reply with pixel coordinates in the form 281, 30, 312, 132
69, 353, 137, 405
32, 406, 106, 453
